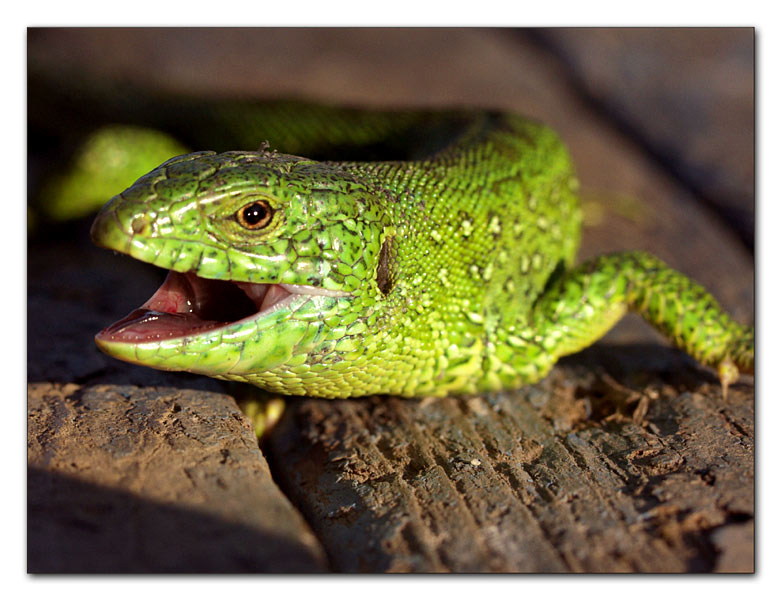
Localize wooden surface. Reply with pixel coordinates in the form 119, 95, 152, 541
28, 383, 327, 573
27, 28, 754, 573
270, 370, 753, 573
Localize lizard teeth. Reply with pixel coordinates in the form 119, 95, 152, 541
278, 284, 350, 298
259, 284, 291, 312
234, 282, 348, 313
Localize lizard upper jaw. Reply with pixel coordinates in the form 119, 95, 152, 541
95, 270, 346, 344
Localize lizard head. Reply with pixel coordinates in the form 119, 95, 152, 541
91, 150, 395, 396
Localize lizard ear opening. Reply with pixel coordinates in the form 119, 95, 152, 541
376, 235, 396, 296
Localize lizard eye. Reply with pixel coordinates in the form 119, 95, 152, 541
236, 200, 273, 230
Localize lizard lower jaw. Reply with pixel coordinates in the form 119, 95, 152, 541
95, 270, 338, 344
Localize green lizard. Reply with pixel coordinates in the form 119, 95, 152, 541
89, 105, 754, 398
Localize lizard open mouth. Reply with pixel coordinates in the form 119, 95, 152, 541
96, 270, 342, 343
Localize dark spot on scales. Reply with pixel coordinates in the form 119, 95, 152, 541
131, 217, 147, 234
376, 236, 396, 296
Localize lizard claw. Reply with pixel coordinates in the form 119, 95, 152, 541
718, 357, 740, 401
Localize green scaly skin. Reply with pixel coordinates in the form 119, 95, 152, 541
90, 107, 754, 398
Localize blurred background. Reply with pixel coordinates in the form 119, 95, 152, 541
28, 28, 754, 247
27, 27, 754, 324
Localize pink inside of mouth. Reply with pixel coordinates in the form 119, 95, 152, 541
96, 271, 292, 343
